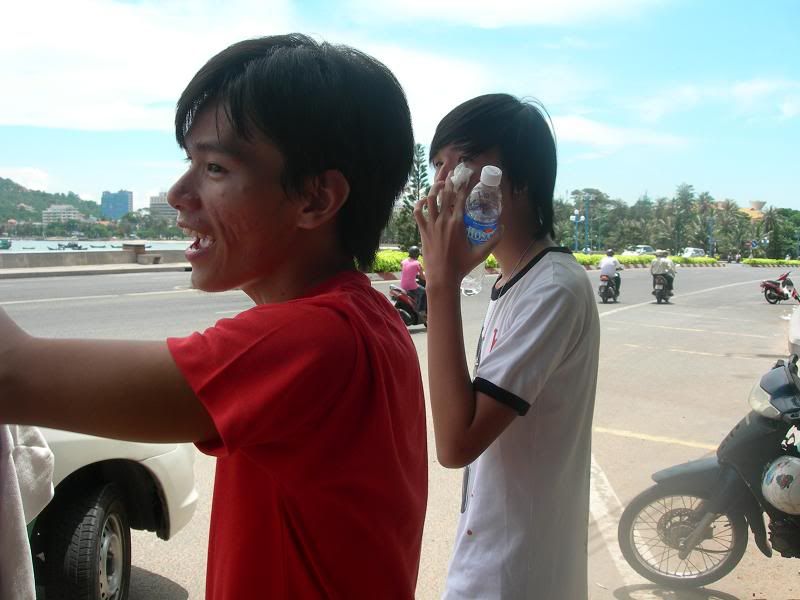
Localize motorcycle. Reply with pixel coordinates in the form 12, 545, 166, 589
652, 274, 671, 304
389, 276, 427, 328
598, 274, 618, 304
617, 355, 800, 589
761, 271, 799, 304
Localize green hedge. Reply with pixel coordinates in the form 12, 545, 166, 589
371, 250, 717, 272
743, 258, 800, 267
372, 249, 498, 272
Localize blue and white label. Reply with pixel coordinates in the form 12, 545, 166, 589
464, 213, 497, 245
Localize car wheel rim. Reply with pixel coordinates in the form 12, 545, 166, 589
99, 513, 124, 599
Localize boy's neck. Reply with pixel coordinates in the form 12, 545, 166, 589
494, 234, 555, 286
244, 232, 354, 304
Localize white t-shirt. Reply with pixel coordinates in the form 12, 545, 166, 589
598, 256, 621, 278
650, 257, 676, 276
443, 247, 600, 600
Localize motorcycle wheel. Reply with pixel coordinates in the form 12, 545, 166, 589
656, 293, 663, 304
617, 484, 748, 589
764, 289, 780, 304
602, 295, 608, 304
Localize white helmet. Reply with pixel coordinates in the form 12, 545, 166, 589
762, 456, 800, 514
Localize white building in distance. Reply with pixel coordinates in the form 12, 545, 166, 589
42, 204, 84, 224
149, 192, 177, 222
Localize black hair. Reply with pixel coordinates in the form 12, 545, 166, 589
175, 34, 414, 270
429, 93, 556, 239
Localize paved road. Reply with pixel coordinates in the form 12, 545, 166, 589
4, 264, 800, 599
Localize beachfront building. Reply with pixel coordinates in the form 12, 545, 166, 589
101, 190, 133, 220
149, 192, 177, 222
42, 204, 84, 224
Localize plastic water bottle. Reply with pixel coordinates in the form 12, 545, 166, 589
461, 165, 502, 296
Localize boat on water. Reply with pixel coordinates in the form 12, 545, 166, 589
0, 239, 11, 250
49, 242, 88, 251
90, 244, 106, 248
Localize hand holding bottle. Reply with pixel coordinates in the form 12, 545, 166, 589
413, 166, 503, 295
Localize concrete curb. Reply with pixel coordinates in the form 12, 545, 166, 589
582, 263, 724, 271
0, 261, 724, 280
0, 263, 192, 279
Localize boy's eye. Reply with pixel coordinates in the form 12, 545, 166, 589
207, 163, 225, 174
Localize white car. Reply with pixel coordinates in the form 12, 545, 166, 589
682, 247, 706, 258
621, 245, 655, 256
28, 430, 198, 600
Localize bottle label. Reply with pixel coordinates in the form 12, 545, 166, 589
464, 213, 497, 245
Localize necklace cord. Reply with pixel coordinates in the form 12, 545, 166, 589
498, 239, 536, 297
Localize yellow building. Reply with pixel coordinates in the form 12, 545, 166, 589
739, 200, 765, 221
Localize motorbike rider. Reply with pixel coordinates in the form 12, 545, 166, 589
598, 249, 622, 296
650, 249, 676, 294
400, 246, 426, 318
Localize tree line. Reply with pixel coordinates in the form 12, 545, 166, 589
384, 146, 798, 260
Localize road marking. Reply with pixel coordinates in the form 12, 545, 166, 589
125, 289, 201, 297
612, 321, 771, 339
589, 454, 641, 587
1, 294, 119, 305
598, 277, 767, 319
1, 288, 203, 306
624, 342, 770, 360
594, 426, 717, 451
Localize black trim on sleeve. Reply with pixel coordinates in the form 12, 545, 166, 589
474, 377, 530, 416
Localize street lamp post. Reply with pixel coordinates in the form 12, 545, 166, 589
569, 209, 585, 252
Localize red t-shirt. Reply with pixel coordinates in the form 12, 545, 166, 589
167, 271, 427, 599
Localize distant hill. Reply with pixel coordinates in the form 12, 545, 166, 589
0, 177, 102, 222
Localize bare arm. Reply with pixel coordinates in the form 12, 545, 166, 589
0, 309, 217, 444
415, 177, 516, 468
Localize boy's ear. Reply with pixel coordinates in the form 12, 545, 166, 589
296, 170, 350, 230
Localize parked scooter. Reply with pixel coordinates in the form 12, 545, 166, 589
652, 274, 671, 304
598, 275, 618, 304
761, 271, 799, 304
389, 276, 427, 328
617, 355, 800, 589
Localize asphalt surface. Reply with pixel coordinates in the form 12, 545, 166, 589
4, 263, 800, 599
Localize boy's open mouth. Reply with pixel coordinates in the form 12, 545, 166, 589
183, 227, 216, 251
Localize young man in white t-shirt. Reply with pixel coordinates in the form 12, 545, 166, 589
415, 93, 600, 599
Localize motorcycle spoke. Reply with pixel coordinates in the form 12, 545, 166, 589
629, 493, 735, 578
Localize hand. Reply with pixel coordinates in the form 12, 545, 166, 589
413, 171, 502, 290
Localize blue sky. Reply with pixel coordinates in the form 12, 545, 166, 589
1, 0, 798, 211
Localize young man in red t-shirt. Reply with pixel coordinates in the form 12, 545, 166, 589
0, 34, 427, 598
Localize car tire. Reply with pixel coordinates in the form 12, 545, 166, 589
43, 483, 131, 600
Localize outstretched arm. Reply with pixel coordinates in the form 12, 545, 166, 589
0, 309, 217, 444
414, 175, 516, 469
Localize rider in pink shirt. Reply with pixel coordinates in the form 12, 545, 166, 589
400, 246, 426, 315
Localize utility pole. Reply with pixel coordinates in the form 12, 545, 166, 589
570, 209, 585, 251
583, 192, 590, 252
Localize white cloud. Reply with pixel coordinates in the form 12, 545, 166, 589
316, 36, 492, 146
0, 167, 51, 191
0, 0, 295, 130
631, 78, 800, 122
346, 0, 662, 27
780, 99, 800, 120
541, 36, 601, 50
553, 115, 685, 152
